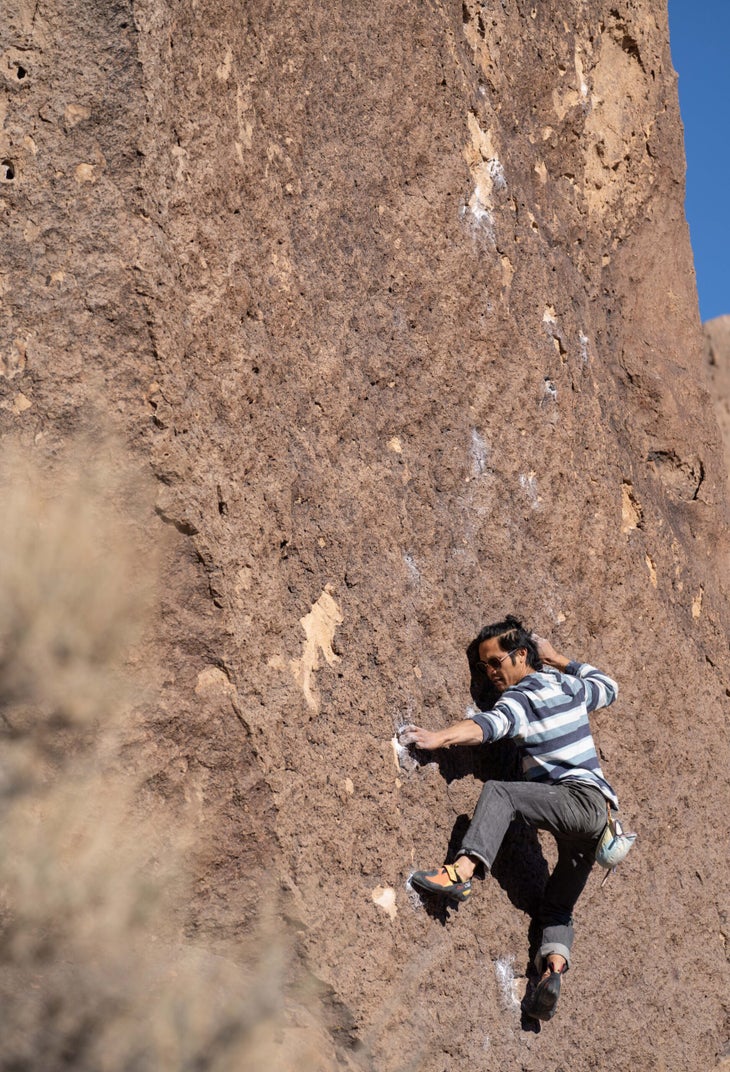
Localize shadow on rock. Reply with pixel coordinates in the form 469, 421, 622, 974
406, 735, 521, 785
490, 819, 549, 918
409, 888, 466, 927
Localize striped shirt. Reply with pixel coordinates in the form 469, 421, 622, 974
468, 661, 619, 808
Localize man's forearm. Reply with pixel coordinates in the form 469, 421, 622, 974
430, 719, 484, 748
398, 718, 484, 750
541, 651, 571, 672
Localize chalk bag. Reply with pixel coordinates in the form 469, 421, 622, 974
595, 805, 637, 879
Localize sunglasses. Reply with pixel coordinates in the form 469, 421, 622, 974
476, 648, 518, 673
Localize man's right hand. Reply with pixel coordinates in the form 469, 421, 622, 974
398, 724, 442, 750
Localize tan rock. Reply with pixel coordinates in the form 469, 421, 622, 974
371, 885, 397, 919
0, 1, 728, 1068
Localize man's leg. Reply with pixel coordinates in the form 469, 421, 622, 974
412, 779, 604, 903
457, 778, 603, 872
537, 837, 597, 971
528, 837, 597, 1021
410, 777, 533, 896
409, 778, 518, 897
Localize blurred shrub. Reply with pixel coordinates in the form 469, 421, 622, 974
0, 441, 320, 1072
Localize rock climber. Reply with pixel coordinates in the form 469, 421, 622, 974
400, 614, 620, 1022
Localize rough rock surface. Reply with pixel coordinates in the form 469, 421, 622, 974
1, 0, 729, 1069
705, 315, 730, 493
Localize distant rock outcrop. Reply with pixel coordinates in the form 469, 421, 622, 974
704, 314, 730, 483
1, 0, 729, 1069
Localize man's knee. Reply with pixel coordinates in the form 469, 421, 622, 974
479, 779, 512, 806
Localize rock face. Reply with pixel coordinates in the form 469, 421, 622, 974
1, 1, 729, 1069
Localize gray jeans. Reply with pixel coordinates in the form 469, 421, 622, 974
459, 778, 608, 970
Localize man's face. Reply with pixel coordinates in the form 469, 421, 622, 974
478, 637, 530, 692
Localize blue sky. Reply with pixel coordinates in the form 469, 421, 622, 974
668, 0, 730, 322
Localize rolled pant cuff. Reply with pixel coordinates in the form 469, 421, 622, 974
536, 942, 571, 972
458, 846, 491, 870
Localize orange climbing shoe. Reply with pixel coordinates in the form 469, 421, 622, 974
410, 864, 472, 903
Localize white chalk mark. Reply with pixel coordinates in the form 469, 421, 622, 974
470, 429, 489, 477
391, 734, 418, 773
405, 875, 424, 912
494, 954, 520, 1009
403, 553, 420, 584
519, 472, 541, 509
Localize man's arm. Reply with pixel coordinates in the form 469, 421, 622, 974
534, 635, 571, 672
534, 634, 618, 709
398, 719, 483, 750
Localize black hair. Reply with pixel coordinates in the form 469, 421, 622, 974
466, 635, 500, 711
474, 614, 542, 672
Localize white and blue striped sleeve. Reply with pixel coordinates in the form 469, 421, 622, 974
566, 661, 619, 711
468, 693, 530, 742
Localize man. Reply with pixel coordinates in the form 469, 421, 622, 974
401, 615, 619, 1022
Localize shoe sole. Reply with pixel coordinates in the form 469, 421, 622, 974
528, 973, 561, 1021
410, 875, 471, 903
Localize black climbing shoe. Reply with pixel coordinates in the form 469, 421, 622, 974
528, 964, 564, 1021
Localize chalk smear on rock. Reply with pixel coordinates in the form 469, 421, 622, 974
494, 955, 521, 1010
